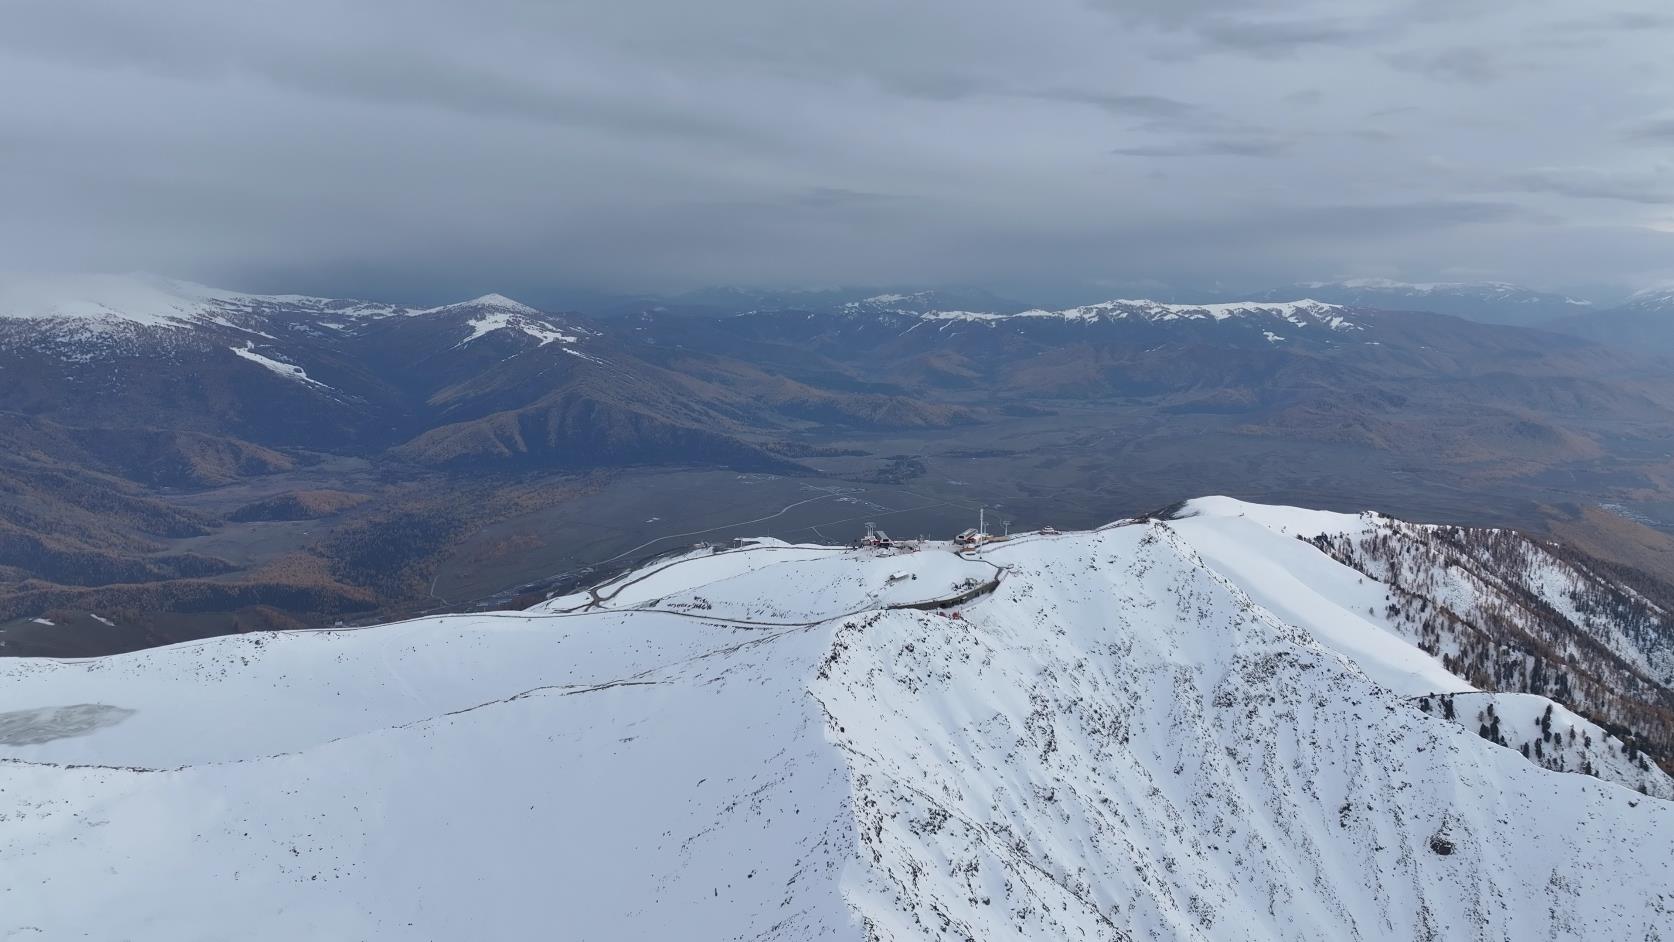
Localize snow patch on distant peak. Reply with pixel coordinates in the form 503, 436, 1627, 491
419, 293, 543, 317
230, 343, 331, 389
452, 310, 581, 348
919, 298, 1359, 331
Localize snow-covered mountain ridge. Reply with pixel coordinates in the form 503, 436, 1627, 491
841, 294, 1359, 333
0, 273, 402, 330
2, 497, 1670, 940
1245, 280, 1595, 328
0, 272, 582, 351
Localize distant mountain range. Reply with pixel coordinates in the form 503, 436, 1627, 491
1545, 286, 1674, 355
609, 278, 1668, 345
1237, 278, 1596, 328
1223, 278, 1674, 354
5, 272, 1674, 655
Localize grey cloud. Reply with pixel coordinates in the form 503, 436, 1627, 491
0, 0, 1672, 300
1511, 168, 1674, 205
1089, 0, 1433, 58
1387, 47, 1511, 84
1283, 200, 1542, 233
1550, 11, 1674, 32
1193, 16, 1388, 55
1031, 91, 1204, 120
1601, 11, 1674, 29
0, 4, 754, 145
1625, 118, 1674, 142
1112, 138, 1289, 158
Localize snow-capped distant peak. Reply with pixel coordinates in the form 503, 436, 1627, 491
421, 294, 588, 348
0, 273, 257, 328
918, 298, 1360, 331
418, 293, 543, 317
0, 272, 404, 338
451, 309, 582, 348
229, 342, 332, 389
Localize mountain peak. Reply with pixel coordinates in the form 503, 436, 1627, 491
420, 293, 543, 316
469, 292, 537, 310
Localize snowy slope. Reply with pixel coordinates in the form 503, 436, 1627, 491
427, 294, 590, 347
1165, 497, 1674, 799
2, 500, 1671, 940
230, 342, 333, 389
1164, 499, 1464, 696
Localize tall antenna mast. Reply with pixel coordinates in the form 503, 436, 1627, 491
979, 506, 985, 536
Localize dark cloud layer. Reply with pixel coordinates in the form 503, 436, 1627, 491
2, 0, 1673, 304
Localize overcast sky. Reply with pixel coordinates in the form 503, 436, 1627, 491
4, 0, 1674, 305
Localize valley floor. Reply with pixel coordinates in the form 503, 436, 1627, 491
8, 403, 1674, 660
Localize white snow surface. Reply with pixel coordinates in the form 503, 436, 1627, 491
230, 343, 331, 388
2, 498, 1671, 940
451, 309, 581, 348
1419, 691, 1674, 800
1165, 498, 1468, 696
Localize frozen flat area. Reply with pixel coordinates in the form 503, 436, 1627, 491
2, 497, 1671, 940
